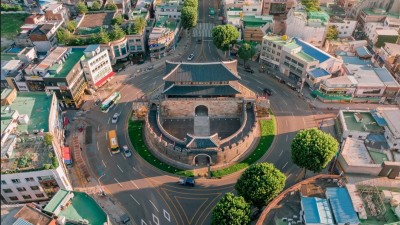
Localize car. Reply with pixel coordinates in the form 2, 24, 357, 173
147, 65, 154, 71
245, 68, 254, 73
121, 215, 131, 224
122, 145, 132, 158
178, 177, 195, 187
187, 53, 194, 61
111, 113, 119, 124
263, 88, 272, 96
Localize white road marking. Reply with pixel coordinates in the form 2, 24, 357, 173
107, 118, 110, 124
164, 209, 171, 222
282, 99, 288, 105
132, 166, 139, 172
295, 104, 300, 110
102, 160, 107, 168
116, 124, 118, 130
96, 142, 99, 151
285, 135, 288, 142
149, 200, 159, 212
141, 219, 148, 225
282, 162, 288, 169
108, 148, 112, 157
130, 194, 140, 205
279, 150, 283, 157
117, 165, 124, 173
130, 180, 139, 189
153, 214, 160, 225
122, 154, 126, 160
114, 178, 123, 187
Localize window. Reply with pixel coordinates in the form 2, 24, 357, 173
3, 189, 13, 193
252, 8, 257, 11
348, 135, 353, 138
285, 56, 290, 61
25, 177, 34, 182
129, 46, 136, 51
128, 39, 135, 43
278, 46, 282, 50
17, 187, 27, 192
22, 195, 32, 200
277, 52, 280, 56
9, 196, 19, 201
36, 194, 45, 198
11, 179, 21, 184
273, 44, 276, 48
30, 186, 39, 190
136, 39, 141, 42
1, 180, 6, 185
137, 46, 142, 51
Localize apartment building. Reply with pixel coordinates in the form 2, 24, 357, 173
29, 21, 63, 52
0, 90, 72, 203
261, 0, 295, 16
148, 16, 180, 60
154, 0, 182, 20
373, 42, 400, 82
286, 6, 329, 48
242, 0, 263, 16
80, 45, 114, 89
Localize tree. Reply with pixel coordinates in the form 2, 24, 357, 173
238, 43, 256, 65
56, 28, 73, 44
301, 0, 319, 12
66, 21, 77, 32
133, 17, 146, 34
212, 25, 239, 51
110, 25, 126, 41
235, 163, 286, 211
97, 28, 110, 44
181, 6, 197, 29
44, 133, 53, 146
111, 15, 124, 25
211, 193, 251, 225
77, 1, 88, 14
291, 128, 339, 178
183, 0, 198, 8
326, 25, 339, 40
91, 1, 101, 10
105, 3, 118, 11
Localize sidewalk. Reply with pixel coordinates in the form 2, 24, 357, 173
65, 110, 128, 225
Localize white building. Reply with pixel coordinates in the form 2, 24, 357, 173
380, 109, 400, 150
81, 45, 113, 89
1, 90, 72, 203
154, 0, 182, 20
286, 6, 329, 48
242, 0, 263, 16
329, 18, 357, 38
364, 22, 399, 46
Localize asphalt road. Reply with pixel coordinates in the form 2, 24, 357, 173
79, 1, 336, 224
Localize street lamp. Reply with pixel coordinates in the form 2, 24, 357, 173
97, 173, 106, 196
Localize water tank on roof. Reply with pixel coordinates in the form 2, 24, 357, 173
18, 114, 29, 125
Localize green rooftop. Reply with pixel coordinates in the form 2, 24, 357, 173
368, 151, 388, 164
44, 189, 69, 213
0, 53, 18, 61
362, 8, 387, 16
308, 11, 329, 23
295, 51, 315, 62
242, 16, 273, 27
47, 48, 85, 78
154, 16, 178, 30
58, 192, 107, 225
342, 112, 384, 133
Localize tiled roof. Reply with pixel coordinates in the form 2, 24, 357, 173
186, 133, 219, 148
163, 61, 240, 82
163, 85, 240, 96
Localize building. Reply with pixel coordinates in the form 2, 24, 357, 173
81, 45, 114, 89
325, 188, 360, 225
373, 42, 400, 82
29, 21, 63, 53
0, 91, 72, 203
148, 16, 180, 60
260, 35, 341, 89
2, 204, 55, 225
300, 197, 334, 225
154, 0, 182, 20
241, 15, 273, 43
261, 0, 296, 16
337, 110, 385, 140
43, 3, 69, 22
24, 14, 46, 25
114, 0, 132, 15
286, 6, 329, 48
242, 0, 263, 16
226, 7, 242, 27
1, 60, 27, 91
42, 48, 87, 109
380, 109, 400, 150
42, 189, 109, 225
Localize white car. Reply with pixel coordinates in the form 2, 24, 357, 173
187, 54, 194, 61
111, 113, 119, 124
123, 145, 132, 158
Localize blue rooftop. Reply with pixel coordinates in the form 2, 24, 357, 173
301, 197, 334, 225
293, 37, 332, 63
355, 46, 372, 58
370, 110, 388, 126
326, 187, 360, 224
341, 56, 370, 65
374, 68, 400, 87
309, 67, 331, 78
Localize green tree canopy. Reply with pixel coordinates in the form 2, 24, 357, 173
76, 1, 88, 14
111, 15, 124, 25
181, 6, 197, 29
91, 1, 102, 10
183, 0, 198, 8
110, 25, 126, 41
212, 25, 239, 51
133, 17, 146, 34
44, 133, 53, 146
96, 28, 110, 44
66, 21, 77, 33
56, 28, 73, 44
326, 25, 339, 41
238, 43, 256, 64
301, 0, 319, 12
105, 3, 118, 11
235, 163, 286, 210
211, 193, 251, 225
291, 128, 339, 176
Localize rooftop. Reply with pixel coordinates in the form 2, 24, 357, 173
242, 15, 273, 27
0, 88, 13, 100
163, 85, 240, 96
375, 29, 399, 36
326, 187, 360, 224
342, 111, 384, 133
308, 67, 331, 78
294, 37, 332, 63
78, 12, 114, 28
301, 197, 334, 224
295, 51, 316, 62
36, 47, 68, 71
46, 48, 85, 78
58, 191, 107, 225
341, 138, 374, 165
14, 205, 53, 225
380, 109, 400, 139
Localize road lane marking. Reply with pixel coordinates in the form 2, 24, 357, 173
295, 104, 300, 110
164, 209, 171, 222
279, 150, 283, 157
116, 124, 118, 130
108, 148, 112, 157
96, 142, 99, 151
130, 180, 139, 189
282, 99, 288, 105
149, 200, 159, 212
141, 219, 148, 225
130, 194, 140, 205
107, 118, 110, 124
114, 178, 123, 187
117, 165, 124, 173
282, 162, 288, 169
285, 135, 288, 142
132, 166, 139, 172
153, 214, 160, 225
122, 154, 126, 160
102, 160, 107, 168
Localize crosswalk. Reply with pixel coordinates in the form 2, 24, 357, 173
192, 23, 214, 38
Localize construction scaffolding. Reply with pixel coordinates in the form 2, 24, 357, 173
358, 185, 387, 220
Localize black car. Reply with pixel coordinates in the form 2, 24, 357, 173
245, 68, 254, 73
178, 177, 195, 187
263, 88, 272, 96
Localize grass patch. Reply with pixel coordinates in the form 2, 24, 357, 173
128, 120, 194, 177
210, 114, 276, 177
1, 14, 29, 39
